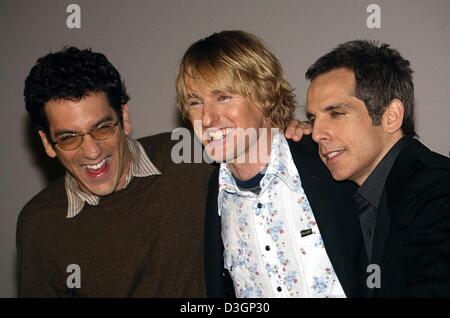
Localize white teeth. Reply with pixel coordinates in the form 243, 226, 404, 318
209, 128, 233, 141
86, 157, 108, 170
327, 151, 340, 159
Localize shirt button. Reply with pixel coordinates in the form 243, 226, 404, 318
265, 245, 270, 251
230, 266, 233, 272
257, 203, 263, 208
277, 287, 282, 292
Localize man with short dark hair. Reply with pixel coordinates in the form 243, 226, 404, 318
306, 40, 450, 297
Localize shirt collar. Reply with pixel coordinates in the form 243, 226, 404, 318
65, 137, 161, 218
218, 131, 301, 200
263, 132, 301, 192
355, 136, 410, 208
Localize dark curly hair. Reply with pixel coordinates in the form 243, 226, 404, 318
305, 40, 416, 137
24, 46, 130, 133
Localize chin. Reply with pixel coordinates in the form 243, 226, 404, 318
329, 170, 348, 182
204, 153, 227, 163
204, 147, 231, 163
87, 187, 114, 197
82, 180, 118, 197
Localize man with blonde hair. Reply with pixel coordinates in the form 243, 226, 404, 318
176, 31, 366, 298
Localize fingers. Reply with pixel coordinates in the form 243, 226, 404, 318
284, 120, 312, 142
285, 119, 301, 139
297, 122, 312, 135
285, 126, 295, 139
290, 128, 304, 142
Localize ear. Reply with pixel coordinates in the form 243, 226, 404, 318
121, 104, 132, 136
38, 130, 57, 158
382, 99, 404, 134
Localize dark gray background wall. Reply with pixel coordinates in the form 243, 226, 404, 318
1, 0, 449, 297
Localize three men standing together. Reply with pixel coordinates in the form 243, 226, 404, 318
18, 31, 450, 297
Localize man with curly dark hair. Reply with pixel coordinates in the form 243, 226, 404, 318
18, 47, 215, 297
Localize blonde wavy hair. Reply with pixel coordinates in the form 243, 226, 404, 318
176, 30, 296, 130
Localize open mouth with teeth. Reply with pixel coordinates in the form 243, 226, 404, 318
206, 128, 235, 142
324, 150, 344, 163
83, 155, 111, 177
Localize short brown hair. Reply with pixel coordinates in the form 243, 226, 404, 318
305, 40, 416, 136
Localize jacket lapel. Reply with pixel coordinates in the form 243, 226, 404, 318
371, 191, 391, 266
372, 139, 418, 269
204, 167, 225, 297
204, 166, 235, 297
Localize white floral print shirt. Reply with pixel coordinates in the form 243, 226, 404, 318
218, 132, 345, 298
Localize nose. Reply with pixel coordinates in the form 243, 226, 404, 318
201, 101, 220, 128
311, 117, 330, 144
80, 135, 102, 160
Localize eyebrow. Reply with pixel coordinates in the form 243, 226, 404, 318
323, 103, 352, 112
187, 89, 230, 99
306, 103, 352, 121
53, 115, 115, 137
211, 89, 227, 95
187, 92, 200, 99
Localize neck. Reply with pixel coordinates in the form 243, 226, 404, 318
229, 162, 268, 181
228, 127, 274, 181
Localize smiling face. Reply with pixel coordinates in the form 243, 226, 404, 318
306, 68, 395, 185
38, 92, 132, 196
186, 78, 272, 164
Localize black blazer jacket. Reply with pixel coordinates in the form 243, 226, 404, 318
204, 135, 368, 298
369, 138, 450, 297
